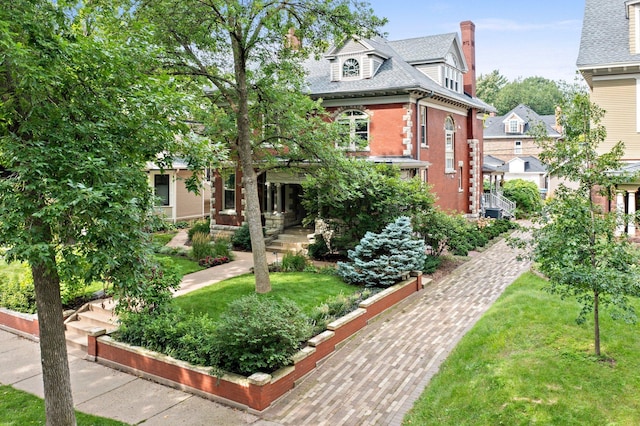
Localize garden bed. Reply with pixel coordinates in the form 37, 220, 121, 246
83, 273, 428, 412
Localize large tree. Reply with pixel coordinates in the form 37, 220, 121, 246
476, 69, 508, 107
124, 0, 385, 293
0, 1, 203, 423
529, 92, 640, 357
493, 76, 563, 115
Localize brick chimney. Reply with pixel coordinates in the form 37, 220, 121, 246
460, 21, 476, 98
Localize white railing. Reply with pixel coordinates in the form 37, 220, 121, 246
482, 192, 516, 217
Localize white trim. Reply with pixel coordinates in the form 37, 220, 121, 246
636, 7, 640, 54
423, 100, 467, 116
592, 73, 640, 81
637, 78, 640, 133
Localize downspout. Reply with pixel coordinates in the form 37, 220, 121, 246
415, 91, 435, 163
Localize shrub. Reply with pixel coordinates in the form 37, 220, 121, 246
211, 237, 232, 258
0, 270, 36, 313
214, 294, 311, 375
308, 289, 375, 336
116, 308, 219, 368
191, 232, 214, 261
231, 224, 252, 251
337, 216, 426, 287
188, 220, 211, 241
198, 256, 230, 268
308, 234, 330, 259
281, 251, 309, 272
502, 179, 543, 217
116, 257, 181, 315
423, 255, 442, 274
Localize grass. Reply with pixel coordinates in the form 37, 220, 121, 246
175, 272, 359, 321
0, 385, 128, 426
154, 254, 204, 276
403, 272, 640, 425
151, 231, 178, 247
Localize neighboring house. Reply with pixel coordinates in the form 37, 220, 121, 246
483, 104, 561, 163
211, 21, 494, 237
483, 155, 548, 193
577, 0, 640, 235
483, 104, 561, 196
148, 159, 211, 223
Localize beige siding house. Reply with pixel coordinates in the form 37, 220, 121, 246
148, 160, 211, 223
578, 0, 640, 234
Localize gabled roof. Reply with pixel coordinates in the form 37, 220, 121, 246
577, 0, 640, 69
508, 156, 547, 173
483, 155, 507, 173
484, 104, 561, 139
304, 34, 490, 111
388, 33, 468, 71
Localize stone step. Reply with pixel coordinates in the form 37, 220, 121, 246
88, 298, 117, 316
65, 330, 88, 351
77, 309, 118, 328
65, 317, 118, 335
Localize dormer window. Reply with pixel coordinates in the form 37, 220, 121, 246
508, 119, 519, 133
342, 58, 360, 78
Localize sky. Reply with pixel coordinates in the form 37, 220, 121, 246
366, 0, 585, 83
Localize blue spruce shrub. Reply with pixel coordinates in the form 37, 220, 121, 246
337, 216, 426, 287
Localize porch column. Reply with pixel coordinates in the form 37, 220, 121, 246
265, 182, 272, 213
628, 189, 637, 236
275, 183, 282, 214
616, 190, 626, 236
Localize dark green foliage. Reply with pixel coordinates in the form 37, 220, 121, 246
211, 237, 232, 258
280, 252, 309, 272
116, 308, 219, 368
423, 255, 442, 274
493, 76, 563, 115
214, 294, 311, 375
338, 217, 426, 287
188, 220, 211, 241
116, 257, 181, 315
502, 179, 542, 217
190, 232, 213, 261
231, 224, 253, 251
302, 160, 436, 251
307, 234, 330, 259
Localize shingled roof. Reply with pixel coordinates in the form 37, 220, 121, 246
577, 0, 640, 68
304, 35, 491, 112
484, 104, 561, 139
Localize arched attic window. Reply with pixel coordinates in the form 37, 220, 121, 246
337, 109, 370, 151
342, 58, 360, 78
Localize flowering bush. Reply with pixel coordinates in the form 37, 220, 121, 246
198, 256, 230, 268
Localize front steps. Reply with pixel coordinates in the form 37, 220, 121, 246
64, 298, 118, 351
266, 226, 314, 254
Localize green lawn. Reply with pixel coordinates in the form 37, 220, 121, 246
151, 231, 178, 248
154, 254, 204, 276
404, 272, 640, 425
0, 385, 128, 425
175, 272, 359, 321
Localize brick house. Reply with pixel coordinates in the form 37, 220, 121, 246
578, 0, 640, 235
211, 21, 493, 237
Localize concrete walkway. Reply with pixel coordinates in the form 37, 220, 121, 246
0, 231, 529, 425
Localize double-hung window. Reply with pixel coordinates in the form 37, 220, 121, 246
223, 173, 236, 211
445, 117, 455, 172
337, 110, 370, 151
514, 140, 523, 155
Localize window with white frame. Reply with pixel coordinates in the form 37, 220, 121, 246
342, 58, 360, 78
458, 165, 463, 191
337, 110, 370, 151
154, 174, 170, 206
514, 140, 522, 154
445, 117, 455, 172
420, 105, 428, 146
508, 119, 519, 133
223, 173, 236, 211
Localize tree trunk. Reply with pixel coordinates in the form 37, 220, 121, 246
32, 261, 77, 426
594, 290, 600, 356
231, 34, 271, 293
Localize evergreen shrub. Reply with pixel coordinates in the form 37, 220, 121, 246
231, 224, 252, 250
337, 216, 426, 287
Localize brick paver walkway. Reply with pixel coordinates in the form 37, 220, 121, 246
261, 233, 531, 425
